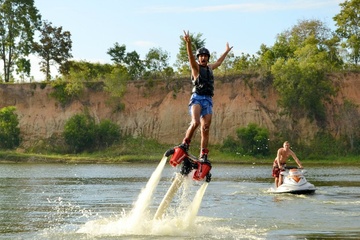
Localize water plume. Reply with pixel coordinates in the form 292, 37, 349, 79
77, 156, 210, 237
126, 155, 167, 227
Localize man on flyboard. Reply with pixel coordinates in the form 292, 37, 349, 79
165, 30, 233, 182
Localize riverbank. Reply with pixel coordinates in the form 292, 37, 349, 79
1, 136, 359, 165
1, 149, 359, 166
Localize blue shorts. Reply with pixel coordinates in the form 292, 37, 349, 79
188, 93, 213, 117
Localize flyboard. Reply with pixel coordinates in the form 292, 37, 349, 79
154, 146, 212, 219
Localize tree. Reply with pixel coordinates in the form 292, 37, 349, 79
107, 42, 145, 80
217, 51, 235, 76
289, 19, 333, 50
60, 60, 114, 81
263, 19, 338, 126
107, 42, 126, 64
271, 43, 336, 125
15, 57, 31, 82
175, 32, 205, 74
33, 21, 72, 81
0, 0, 41, 82
333, 0, 360, 65
144, 47, 170, 79
0, 106, 20, 149
262, 19, 336, 65
233, 53, 258, 73
125, 50, 144, 80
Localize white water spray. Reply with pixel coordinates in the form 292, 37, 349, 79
126, 155, 167, 227
77, 155, 210, 237
184, 182, 209, 225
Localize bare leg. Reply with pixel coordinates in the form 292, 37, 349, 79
200, 113, 212, 155
278, 174, 283, 187
275, 177, 279, 188
184, 104, 201, 142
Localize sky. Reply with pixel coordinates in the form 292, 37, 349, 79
30, 0, 345, 80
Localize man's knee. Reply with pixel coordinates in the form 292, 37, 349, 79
202, 122, 211, 132
190, 119, 200, 129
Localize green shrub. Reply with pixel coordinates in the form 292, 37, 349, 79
50, 81, 70, 107
221, 123, 270, 157
220, 136, 244, 154
63, 113, 121, 153
50, 79, 84, 107
63, 113, 96, 153
236, 123, 270, 156
95, 119, 120, 149
305, 132, 346, 158
0, 106, 21, 149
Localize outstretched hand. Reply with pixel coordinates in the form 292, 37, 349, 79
226, 42, 233, 52
183, 30, 190, 43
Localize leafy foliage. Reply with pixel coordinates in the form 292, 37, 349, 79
107, 42, 145, 80
237, 123, 270, 156
221, 123, 270, 157
49, 80, 82, 107
0, 106, 20, 149
333, 0, 360, 65
271, 20, 338, 125
33, 21, 73, 81
144, 47, 170, 79
103, 66, 128, 112
0, 0, 41, 82
15, 58, 31, 81
63, 113, 121, 153
220, 136, 244, 154
63, 113, 96, 153
95, 119, 121, 149
175, 32, 206, 75
60, 60, 114, 81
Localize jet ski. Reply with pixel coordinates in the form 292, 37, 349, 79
272, 167, 316, 194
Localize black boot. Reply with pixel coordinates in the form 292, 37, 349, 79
199, 148, 209, 162
178, 138, 190, 152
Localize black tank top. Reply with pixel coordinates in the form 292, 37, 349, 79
192, 65, 214, 96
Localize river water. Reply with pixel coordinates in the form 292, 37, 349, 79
0, 160, 359, 239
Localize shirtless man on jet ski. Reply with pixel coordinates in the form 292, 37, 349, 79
272, 141, 303, 188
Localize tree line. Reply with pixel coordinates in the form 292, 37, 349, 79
0, 0, 359, 83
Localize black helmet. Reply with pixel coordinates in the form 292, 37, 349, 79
196, 47, 210, 59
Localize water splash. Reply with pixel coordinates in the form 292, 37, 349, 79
77, 156, 168, 235
77, 156, 211, 237
126, 155, 167, 227
154, 172, 183, 219
183, 182, 209, 225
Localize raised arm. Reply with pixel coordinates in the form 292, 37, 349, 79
183, 30, 199, 79
210, 42, 233, 70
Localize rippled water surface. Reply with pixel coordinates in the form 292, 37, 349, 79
0, 162, 359, 239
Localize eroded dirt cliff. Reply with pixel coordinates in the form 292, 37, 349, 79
1, 72, 359, 148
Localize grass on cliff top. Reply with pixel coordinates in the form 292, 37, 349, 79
0, 137, 359, 165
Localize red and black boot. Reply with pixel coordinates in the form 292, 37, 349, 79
199, 148, 209, 162
179, 138, 191, 152
193, 148, 212, 182
165, 138, 191, 167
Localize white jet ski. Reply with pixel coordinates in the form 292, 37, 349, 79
273, 167, 316, 194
